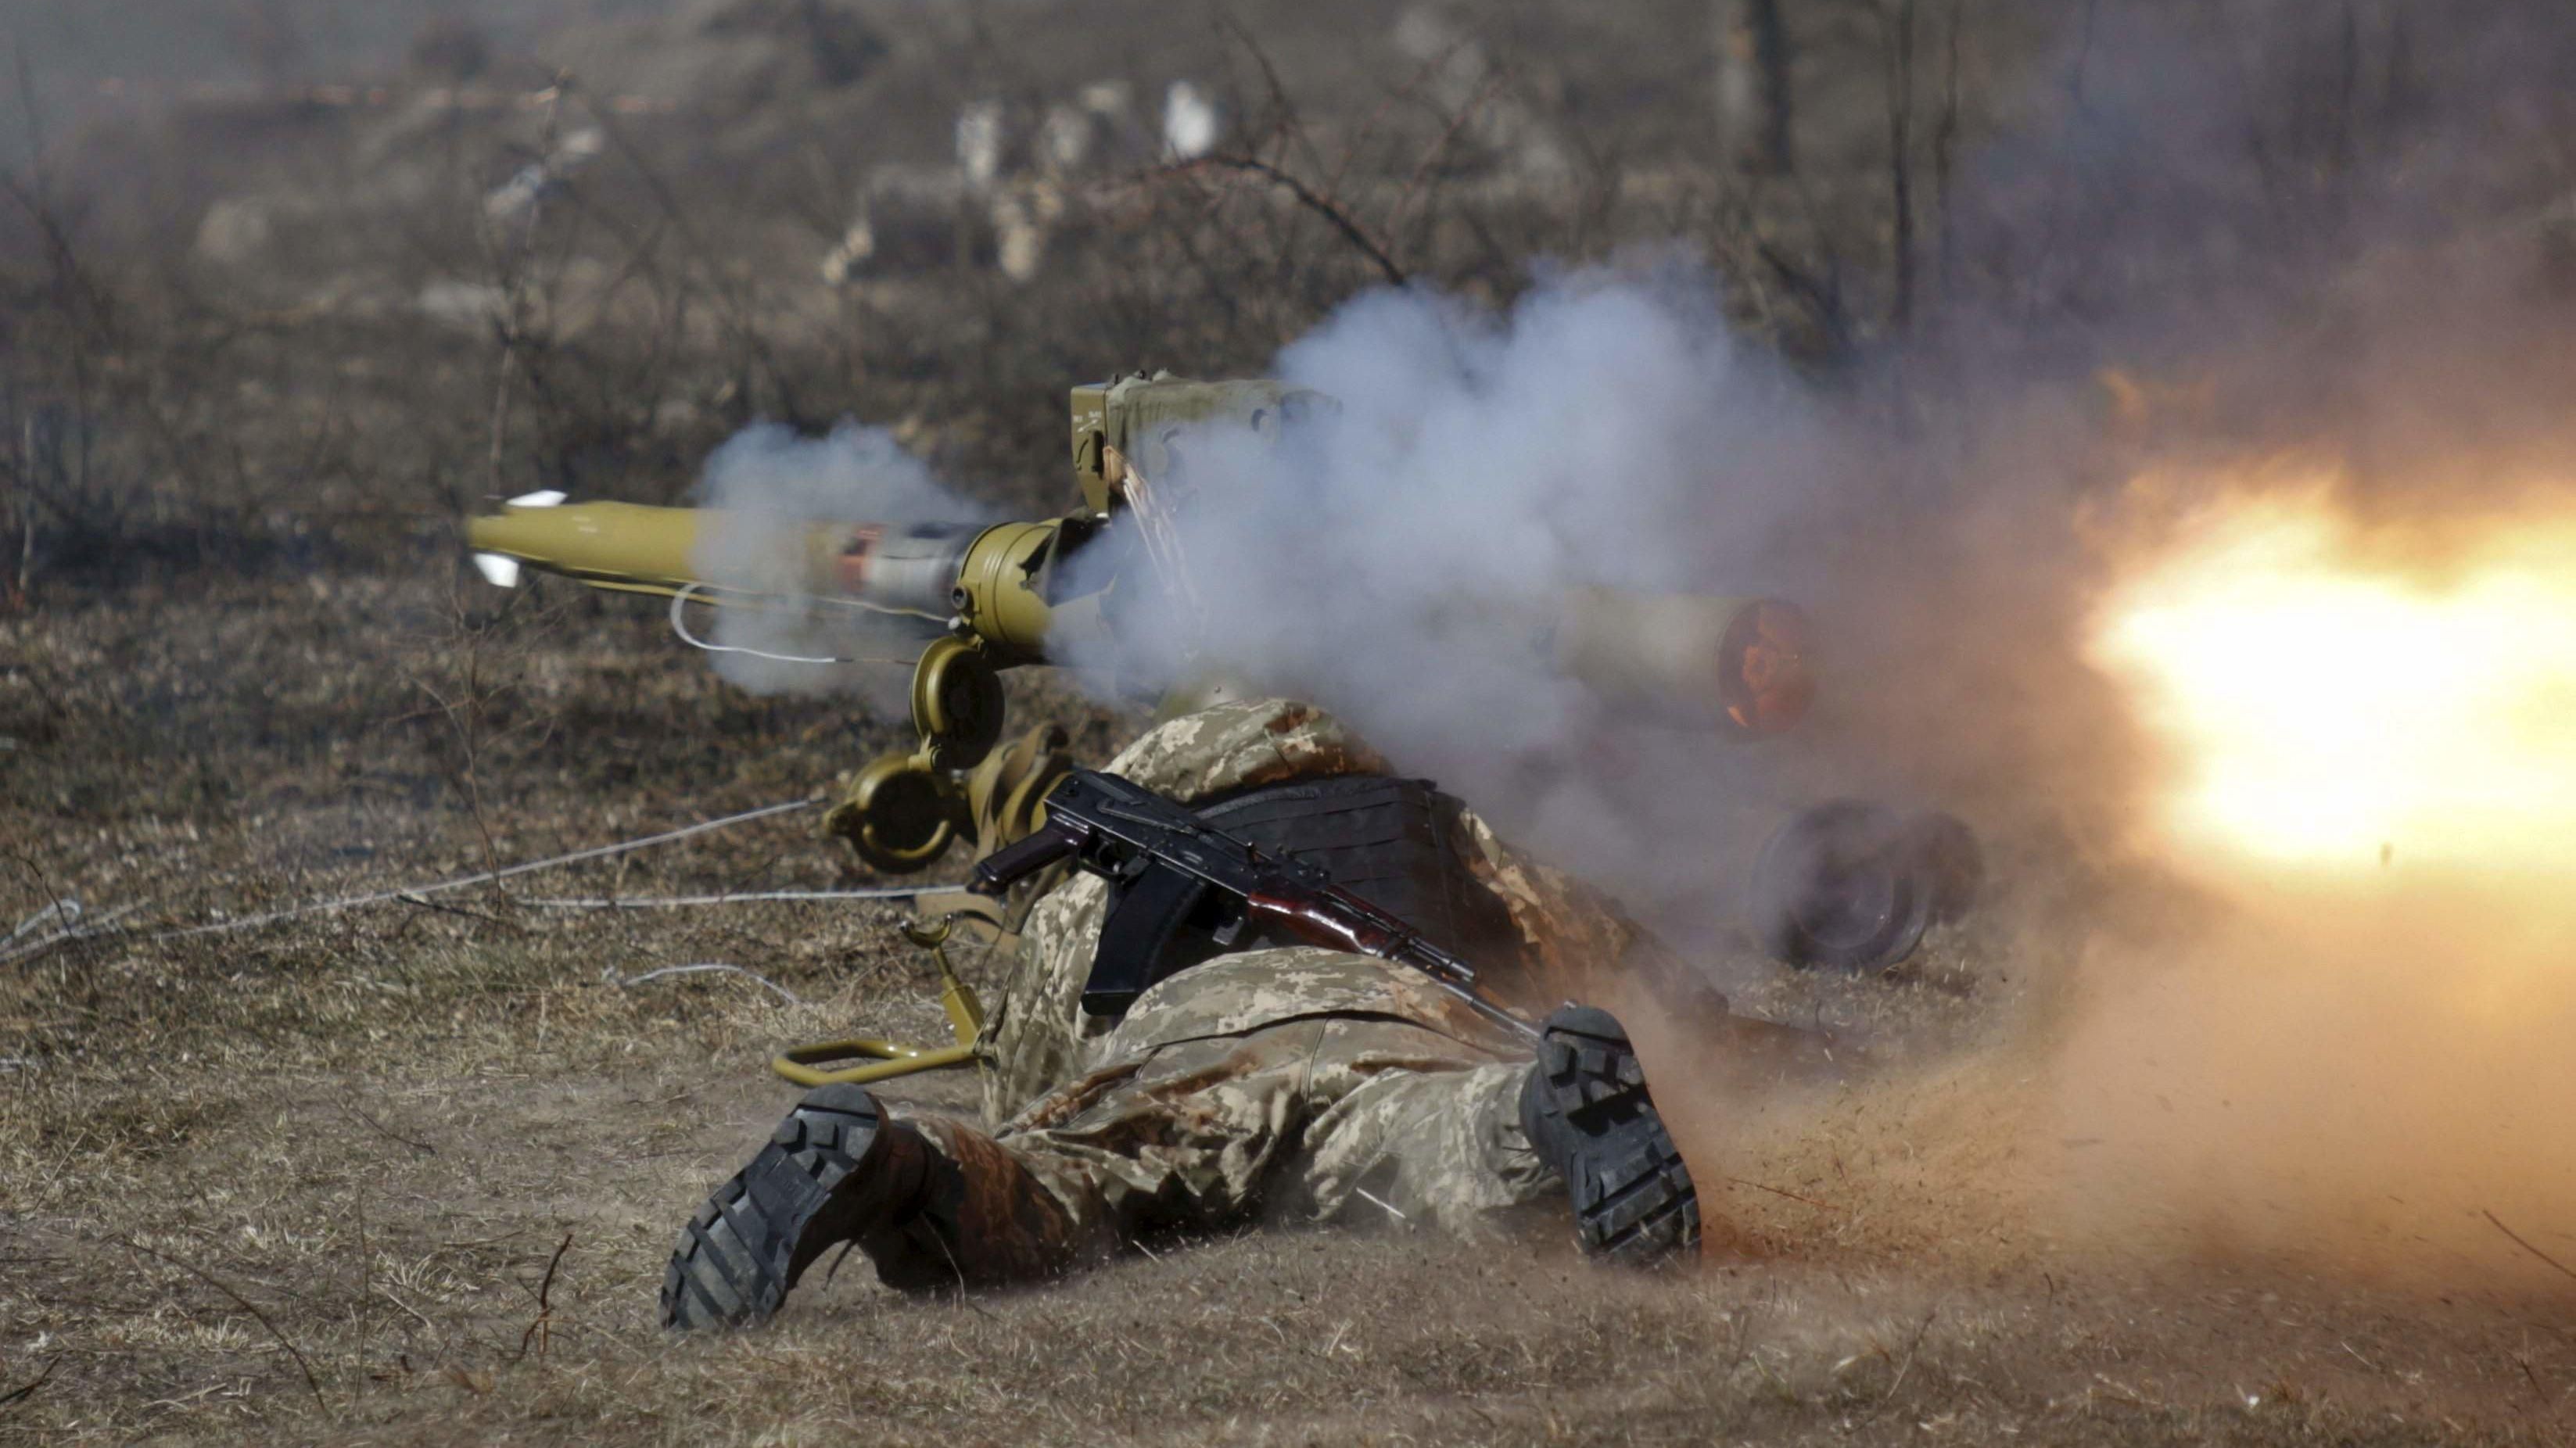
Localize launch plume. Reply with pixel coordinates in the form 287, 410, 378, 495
686, 421, 990, 698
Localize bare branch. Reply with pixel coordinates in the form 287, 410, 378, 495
1165, 154, 1408, 289
515, 1231, 576, 1362
118, 1236, 328, 1412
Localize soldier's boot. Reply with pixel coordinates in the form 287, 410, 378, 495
1519, 1004, 1702, 1263
662, 1084, 1082, 1329
864, 1115, 1088, 1292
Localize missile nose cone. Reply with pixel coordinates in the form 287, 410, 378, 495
464, 507, 568, 560
460, 500, 709, 592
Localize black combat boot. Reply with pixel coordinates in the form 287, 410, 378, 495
1519, 1005, 1702, 1262
662, 1084, 935, 1329
663, 1084, 1092, 1328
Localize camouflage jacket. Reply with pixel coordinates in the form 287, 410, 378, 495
974, 697, 1662, 1124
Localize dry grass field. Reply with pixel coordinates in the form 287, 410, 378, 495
8, 2, 2576, 1443
7, 562, 2572, 1446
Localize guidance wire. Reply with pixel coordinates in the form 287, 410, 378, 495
666, 585, 932, 668
0, 797, 933, 967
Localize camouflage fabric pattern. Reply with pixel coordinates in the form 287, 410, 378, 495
977, 872, 1121, 1124
1103, 948, 1528, 1056
892, 970, 1554, 1283
1102, 695, 1394, 800
976, 697, 1656, 1123
1447, 806, 1647, 1009
975, 697, 1393, 1122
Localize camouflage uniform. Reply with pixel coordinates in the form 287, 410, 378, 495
978, 697, 1662, 1124
839, 697, 1677, 1277
664, 695, 1720, 1319
664, 697, 1704, 1321
905, 950, 1548, 1274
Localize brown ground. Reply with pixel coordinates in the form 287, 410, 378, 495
4, 575, 2574, 1447
9, 2, 2576, 1442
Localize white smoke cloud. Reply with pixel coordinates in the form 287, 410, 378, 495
1060, 259, 1861, 945
687, 420, 988, 699
673, 265, 1869, 951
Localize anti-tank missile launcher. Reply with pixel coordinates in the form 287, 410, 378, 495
468, 504, 1078, 669
465, 374, 1817, 873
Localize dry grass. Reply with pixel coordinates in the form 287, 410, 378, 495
5, 572, 2574, 1447
7, 2, 2576, 1443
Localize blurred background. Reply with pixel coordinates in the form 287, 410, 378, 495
5, 0, 2424, 563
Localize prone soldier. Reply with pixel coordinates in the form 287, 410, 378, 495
661, 696, 1725, 1328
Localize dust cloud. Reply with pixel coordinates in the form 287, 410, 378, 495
2048, 883, 2576, 1289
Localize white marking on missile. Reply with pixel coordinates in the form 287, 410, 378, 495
506, 489, 569, 508
472, 553, 522, 588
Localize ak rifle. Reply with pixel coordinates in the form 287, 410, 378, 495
969, 769, 1541, 1044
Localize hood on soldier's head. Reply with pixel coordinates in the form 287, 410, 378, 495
1104, 697, 1390, 804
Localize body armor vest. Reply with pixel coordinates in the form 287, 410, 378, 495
1082, 773, 1525, 1016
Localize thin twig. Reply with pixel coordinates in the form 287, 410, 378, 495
1211, 10, 1329, 182
1865, 1306, 1939, 1421
375, 1282, 437, 1336
1324, 40, 1468, 204
11, 35, 51, 187
1932, 0, 1963, 295
354, 1180, 369, 1308
2483, 1210, 2576, 1286
413, 614, 507, 898
1726, 1176, 1842, 1212
1383, 69, 1507, 246
0, 1356, 56, 1409
1884, 0, 1919, 328
339, 1100, 436, 1156
119, 1236, 326, 1411
395, 891, 526, 933
484, 74, 565, 499
516, 1231, 574, 1362
1168, 154, 1408, 287
2065, 0, 2101, 110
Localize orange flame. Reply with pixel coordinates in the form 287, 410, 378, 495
2089, 470, 2576, 877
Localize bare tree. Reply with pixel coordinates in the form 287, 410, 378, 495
1932, 0, 1962, 297
1714, 0, 1794, 176
1884, 0, 1918, 328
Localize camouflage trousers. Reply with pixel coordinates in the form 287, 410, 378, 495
878, 949, 1557, 1283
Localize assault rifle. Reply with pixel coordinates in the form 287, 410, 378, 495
969, 769, 1542, 1045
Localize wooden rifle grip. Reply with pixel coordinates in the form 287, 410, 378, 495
1244, 892, 1397, 958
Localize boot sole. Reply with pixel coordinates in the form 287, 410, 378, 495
661, 1084, 888, 1330
1526, 1007, 1702, 1262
